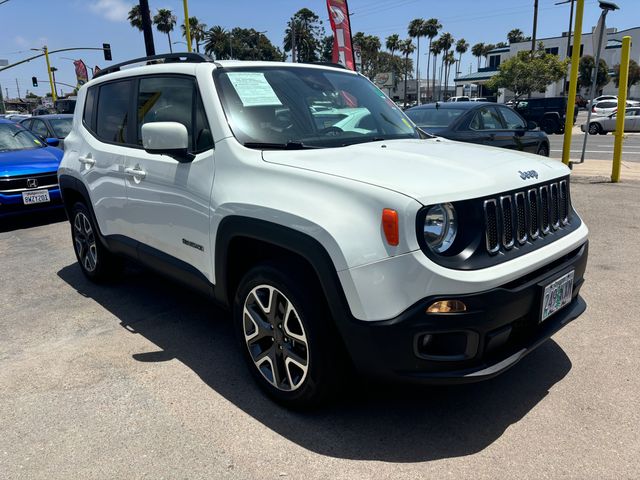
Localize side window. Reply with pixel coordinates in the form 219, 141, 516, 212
31, 119, 50, 138
83, 87, 96, 129
499, 107, 526, 129
96, 80, 132, 144
472, 107, 505, 130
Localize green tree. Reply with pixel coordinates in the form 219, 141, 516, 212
353, 32, 381, 78
444, 51, 457, 99
471, 42, 485, 69
400, 38, 415, 107
320, 35, 334, 62
385, 33, 401, 57
284, 8, 324, 62
204, 25, 229, 59
408, 18, 428, 101
431, 39, 443, 99
181, 16, 207, 53
495, 41, 508, 48
455, 38, 469, 72
482, 43, 496, 67
487, 49, 569, 99
153, 9, 177, 53
423, 18, 442, 100
613, 59, 640, 96
578, 56, 610, 95
438, 33, 454, 100
127, 5, 143, 31
507, 28, 530, 44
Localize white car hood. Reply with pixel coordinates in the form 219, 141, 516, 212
262, 138, 570, 205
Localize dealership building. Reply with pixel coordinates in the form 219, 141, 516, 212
454, 26, 640, 101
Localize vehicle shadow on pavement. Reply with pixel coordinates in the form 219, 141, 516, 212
57, 263, 573, 463
0, 209, 67, 233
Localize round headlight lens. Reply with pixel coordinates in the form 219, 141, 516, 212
423, 203, 457, 253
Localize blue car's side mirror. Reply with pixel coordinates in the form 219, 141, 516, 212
45, 137, 60, 147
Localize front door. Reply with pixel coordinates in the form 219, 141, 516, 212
498, 106, 539, 153
123, 75, 215, 280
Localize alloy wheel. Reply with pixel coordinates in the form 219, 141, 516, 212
242, 285, 309, 392
73, 212, 98, 272
589, 123, 600, 135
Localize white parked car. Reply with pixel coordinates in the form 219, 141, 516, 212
58, 54, 589, 408
447, 96, 470, 102
581, 107, 640, 134
591, 99, 637, 116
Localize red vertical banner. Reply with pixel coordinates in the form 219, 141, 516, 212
73, 60, 89, 86
326, 0, 355, 71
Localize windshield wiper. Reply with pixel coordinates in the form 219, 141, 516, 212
243, 141, 321, 150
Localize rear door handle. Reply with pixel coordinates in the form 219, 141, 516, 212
124, 167, 147, 179
78, 156, 95, 167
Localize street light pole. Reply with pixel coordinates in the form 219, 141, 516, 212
556, 0, 575, 95
30, 46, 57, 101
531, 0, 539, 52
139, 0, 155, 56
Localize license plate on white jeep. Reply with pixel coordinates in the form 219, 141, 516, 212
22, 189, 50, 205
541, 270, 574, 322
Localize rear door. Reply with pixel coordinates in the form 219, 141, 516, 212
123, 75, 215, 279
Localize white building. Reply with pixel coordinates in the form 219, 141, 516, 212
454, 26, 640, 102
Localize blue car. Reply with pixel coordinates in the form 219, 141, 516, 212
0, 119, 64, 218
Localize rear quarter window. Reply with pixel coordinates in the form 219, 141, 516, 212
83, 87, 97, 130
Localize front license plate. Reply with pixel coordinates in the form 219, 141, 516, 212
541, 270, 574, 322
22, 189, 50, 205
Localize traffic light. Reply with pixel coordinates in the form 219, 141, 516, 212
103, 43, 112, 61
32, 76, 38, 87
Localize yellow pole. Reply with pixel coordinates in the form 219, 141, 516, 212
561, 0, 584, 165
43, 46, 57, 102
612, 36, 631, 183
182, 0, 192, 53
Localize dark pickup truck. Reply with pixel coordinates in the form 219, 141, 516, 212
514, 97, 579, 134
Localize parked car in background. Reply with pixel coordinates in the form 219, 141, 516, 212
0, 119, 63, 217
19, 114, 73, 150
31, 107, 57, 116
591, 99, 639, 116
575, 94, 588, 109
470, 97, 488, 102
589, 95, 617, 107
4, 113, 31, 122
405, 102, 550, 156
513, 97, 578, 134
581, 107, 640, 134
447, 96, 470, 102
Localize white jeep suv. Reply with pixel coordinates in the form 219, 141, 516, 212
58, 54, 589, 407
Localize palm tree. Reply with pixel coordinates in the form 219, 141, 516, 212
455, 38, 469, 71
385, 33, 401, 57
399, 39, 415, 108
424, 18, 442, 100
438, 33, 454, 100
507, 28, 527, 44
482, 43, 496, 67
408, 19, 428, 103
204, 25, 229, 59
471, 42, 485, 69
430, 39, 442, 101
181, 16, 207, 53
443, 51, 456, 99
153, 8, 177, 53
128, 5, 143, 31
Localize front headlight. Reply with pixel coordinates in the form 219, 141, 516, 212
423, 203, 457, 253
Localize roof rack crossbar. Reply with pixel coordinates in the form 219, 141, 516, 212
93, 52, 213, 79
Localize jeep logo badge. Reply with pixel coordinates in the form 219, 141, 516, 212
519, 170, 538, 180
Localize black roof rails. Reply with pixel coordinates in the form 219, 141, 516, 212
94, 52, 213, 79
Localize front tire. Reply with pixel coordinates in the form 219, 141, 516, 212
233, 262, 343, 408
588, 122, 602, 135
70, 202, 122, 282
536, 143, 549, 157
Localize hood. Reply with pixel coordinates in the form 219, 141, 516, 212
262, 138, 569, 205
0, 147, 63, 177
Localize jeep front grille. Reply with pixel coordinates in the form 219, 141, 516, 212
483, 179, 570, 254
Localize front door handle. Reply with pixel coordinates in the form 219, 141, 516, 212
124, 167, 147, 179
78, 156, 95, 167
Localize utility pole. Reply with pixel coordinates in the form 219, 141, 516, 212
139, 0, 155, 56
50, 66, 58, 97
556, 0, 576, 95
15, 78, 20, 98
531, 0, 539, 52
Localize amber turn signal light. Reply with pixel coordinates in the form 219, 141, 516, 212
382, 209, 399, 246
426, 300, 467, 313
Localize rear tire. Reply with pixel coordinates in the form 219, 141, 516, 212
233, 261, 344, 408
542, 118, 559, 135
70, 202, 123, 282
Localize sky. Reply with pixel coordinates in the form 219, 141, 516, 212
1, 0, 639, 98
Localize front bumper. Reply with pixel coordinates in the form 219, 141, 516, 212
0, 187, 63, 218
339, 241, 588, 384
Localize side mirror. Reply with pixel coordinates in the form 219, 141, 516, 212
45, 137, 60, 147
527, 121, 538, 130
141, 122, 194, 162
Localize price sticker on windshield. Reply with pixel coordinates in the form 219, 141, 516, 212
227, 72, 282, 107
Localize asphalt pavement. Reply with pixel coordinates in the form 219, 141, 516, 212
1, 181, 639, 479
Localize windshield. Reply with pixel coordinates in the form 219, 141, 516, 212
0, 123, 45, 152
49, 118, 73, 138
405, 108, 466, 128
214, 66, 420, 148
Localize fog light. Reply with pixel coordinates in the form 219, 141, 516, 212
426, 300, 467, 313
